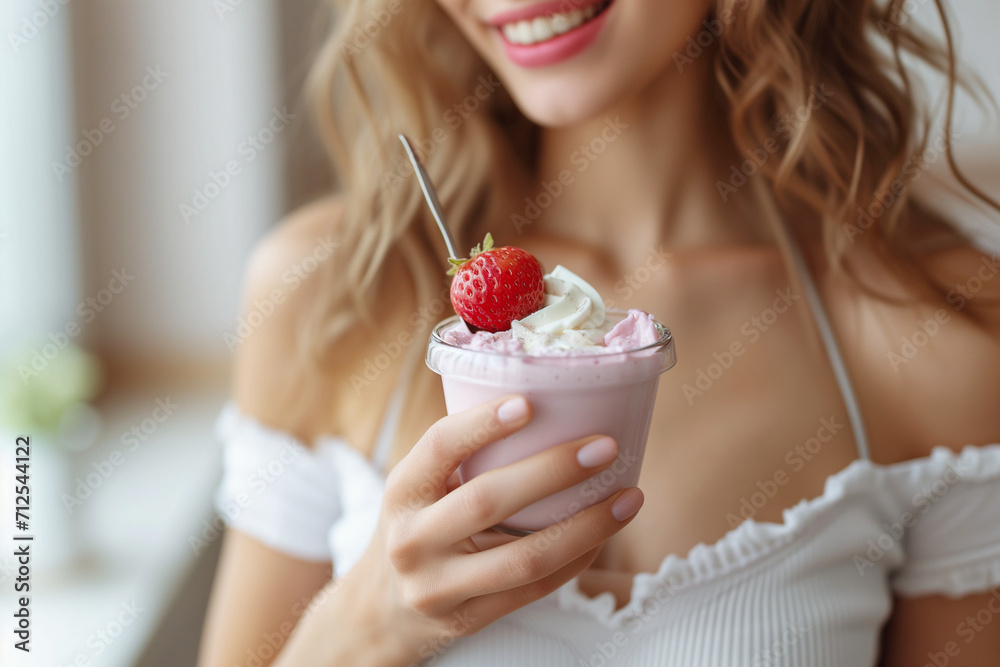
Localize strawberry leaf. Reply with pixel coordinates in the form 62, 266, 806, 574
468, 233, 493, 260
445, 234, 496, 277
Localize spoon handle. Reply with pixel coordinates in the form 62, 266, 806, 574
398, 134, 460, 259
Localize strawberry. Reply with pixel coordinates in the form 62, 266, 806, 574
448, 233, 545, 333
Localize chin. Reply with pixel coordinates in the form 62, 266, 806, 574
436, 0, 714, 128
502, 57, 651, 127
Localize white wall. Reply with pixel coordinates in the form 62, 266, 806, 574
0, 0, 82, 342
70, 0, 284, 363
950, 0, 1000, 134
910, 0, 1000, 252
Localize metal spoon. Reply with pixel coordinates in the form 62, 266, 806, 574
398, 134, 460, 259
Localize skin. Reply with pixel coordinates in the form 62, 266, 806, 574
199, 1, 1000, 665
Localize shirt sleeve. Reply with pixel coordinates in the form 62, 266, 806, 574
889, 445, 1000, 598
213, 403, 342, 562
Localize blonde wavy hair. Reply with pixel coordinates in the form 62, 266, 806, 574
302, 0, 998, 455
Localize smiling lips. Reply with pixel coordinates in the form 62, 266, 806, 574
489, 0, 613, 68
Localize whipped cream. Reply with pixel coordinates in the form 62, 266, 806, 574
519, 265, 605, 333
513, 265, 611, 353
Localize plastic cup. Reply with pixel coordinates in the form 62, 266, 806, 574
425, 310, 676, 533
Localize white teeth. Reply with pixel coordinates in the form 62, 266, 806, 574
531, 16, 553, 41
501, 2, 606, 45
516, 20, 533, 44
550, 13, 571, 34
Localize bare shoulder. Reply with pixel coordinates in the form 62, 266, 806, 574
241, 195, 347, 297
823, 244, 1000, 462
232, 195, 349, 443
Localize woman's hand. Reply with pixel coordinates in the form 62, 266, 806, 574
277, 394, 643, 667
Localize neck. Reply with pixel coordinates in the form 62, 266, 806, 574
532, 54, 766, 263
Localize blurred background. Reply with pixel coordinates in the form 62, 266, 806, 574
0, 0, 998, 665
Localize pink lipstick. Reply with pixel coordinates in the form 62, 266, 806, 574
488, 0, 614, 68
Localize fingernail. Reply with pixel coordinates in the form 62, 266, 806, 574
576, 437, 617, 468
497, 397, 529, 424
612, 488, 643, 522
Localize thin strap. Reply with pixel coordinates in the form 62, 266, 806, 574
752, 179, 870, 461
371, 351, 418, 473
786, 239, 871, 461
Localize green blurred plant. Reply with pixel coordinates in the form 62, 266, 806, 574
0, 343, 102, 439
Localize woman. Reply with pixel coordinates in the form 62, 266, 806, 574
199, 0, 1000, 664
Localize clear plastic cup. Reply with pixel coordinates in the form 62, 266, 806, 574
425, 310, 676, 533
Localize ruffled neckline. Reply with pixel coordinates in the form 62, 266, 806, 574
556, 444, 1000, 629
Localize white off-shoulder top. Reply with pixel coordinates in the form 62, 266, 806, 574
215, 238, 1000, 666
